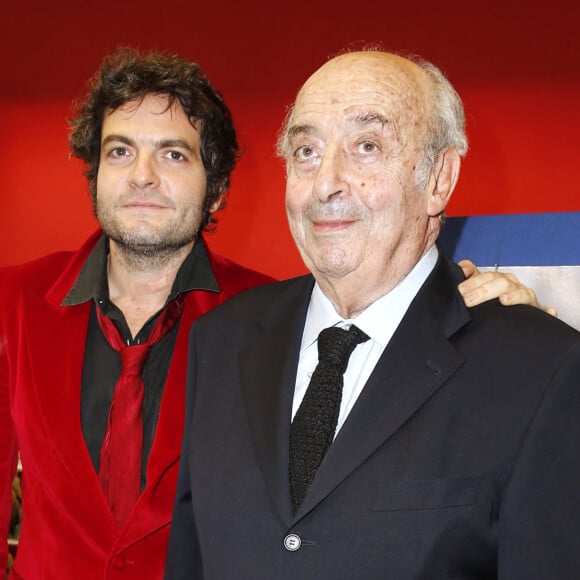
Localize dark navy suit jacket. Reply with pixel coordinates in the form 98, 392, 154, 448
166, 253, 580, 579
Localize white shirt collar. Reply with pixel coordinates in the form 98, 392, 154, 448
301, 246, 439, 351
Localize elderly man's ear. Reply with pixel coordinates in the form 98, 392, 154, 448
426, 148, 462, 217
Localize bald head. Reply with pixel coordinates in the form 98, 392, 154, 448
298, 51, 429, 95
297, 51, 432, 107
279, 51, 467, 186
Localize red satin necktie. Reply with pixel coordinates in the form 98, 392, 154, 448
96, 296, 183, 527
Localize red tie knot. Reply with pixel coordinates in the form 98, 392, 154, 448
119, 343, 151, 376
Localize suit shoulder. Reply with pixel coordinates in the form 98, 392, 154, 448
207, 250, 276, 296
197, 274, 313, 324
0, 251, 76, 298
0, 230, 102, 302
462, 300, 580, 359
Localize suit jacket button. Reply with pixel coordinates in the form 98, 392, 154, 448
284, 533, 302, 551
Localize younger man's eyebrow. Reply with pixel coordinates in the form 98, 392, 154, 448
101, 135, 195, 152
101, 134, 134, 148
155, 139, 194, 152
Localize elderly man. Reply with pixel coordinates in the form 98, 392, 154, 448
166, 51, 580, 579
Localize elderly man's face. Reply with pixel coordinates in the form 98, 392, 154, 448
284, 53, 444, 296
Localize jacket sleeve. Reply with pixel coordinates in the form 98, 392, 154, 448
498, 342, 580, 578
164, 323, 204, 580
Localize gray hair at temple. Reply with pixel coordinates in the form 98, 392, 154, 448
411, 57, 468, 190
276, 51, 468, 191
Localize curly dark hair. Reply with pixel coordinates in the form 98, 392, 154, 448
68, 47, 240, 231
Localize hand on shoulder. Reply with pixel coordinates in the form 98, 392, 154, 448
457, 259, 558, 317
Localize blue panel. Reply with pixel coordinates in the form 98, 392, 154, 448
438, 212, 580, 266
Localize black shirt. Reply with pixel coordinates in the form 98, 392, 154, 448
62, 235, 219, 488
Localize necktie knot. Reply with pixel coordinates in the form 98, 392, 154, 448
119, 343, 152, 377
317, 325, 369, 372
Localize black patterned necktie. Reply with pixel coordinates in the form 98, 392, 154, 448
289, 324, 370, 513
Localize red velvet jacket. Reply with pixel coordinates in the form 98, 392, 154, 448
0, 231, 273, 579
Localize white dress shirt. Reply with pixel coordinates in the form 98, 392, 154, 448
292, 246, 439, 436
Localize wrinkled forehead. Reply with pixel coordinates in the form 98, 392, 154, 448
291, 52, 429, 139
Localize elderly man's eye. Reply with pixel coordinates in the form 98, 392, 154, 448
359, 141, 378, 153
295, 145, 315, 160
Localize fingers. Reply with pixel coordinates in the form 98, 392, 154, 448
457, 261, 559, 317
497, 287, 540, 308
458, 267, 540, 308
457, 259, 479, 279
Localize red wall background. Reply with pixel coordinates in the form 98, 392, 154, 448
1, 0, 578, 279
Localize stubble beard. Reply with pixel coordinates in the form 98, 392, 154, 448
98, 209, 200, 271
112, 229, 197, 270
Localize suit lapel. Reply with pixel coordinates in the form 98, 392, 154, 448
240, 277, 314, 525
118, 290, 226, 547
144, 291, 207, 480
18, 288, 118, 540
20, 290, 92, 466
15, 233, 121, 542
295, 257, 472, 520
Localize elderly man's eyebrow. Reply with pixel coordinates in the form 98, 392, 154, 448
347, 111, 390, 127
285, 112, 390, 148
286, 124, 315, 140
